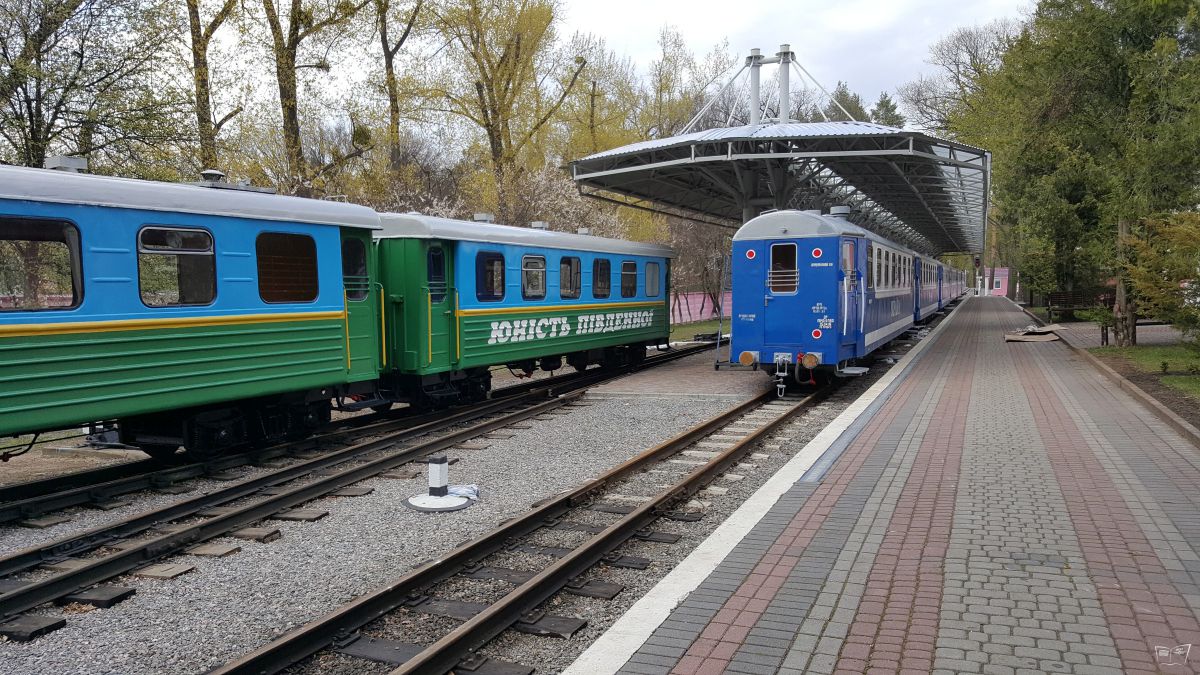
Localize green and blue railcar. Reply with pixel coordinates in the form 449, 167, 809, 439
0, 167, 673, 460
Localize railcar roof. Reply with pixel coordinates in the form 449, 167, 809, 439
0, 165, 381, 229
733, 210, 926, 257
376, 213, 675, 258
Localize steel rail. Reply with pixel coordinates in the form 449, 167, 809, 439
0, 343, 710, 517
0, 393, 550, 581
0, 393, 579, 620
212, 388, 818, 675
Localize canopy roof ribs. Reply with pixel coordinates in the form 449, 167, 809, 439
570, 121, 989, 256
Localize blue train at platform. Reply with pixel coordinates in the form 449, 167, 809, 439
729, 209, 966, 389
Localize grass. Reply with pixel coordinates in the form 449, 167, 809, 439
670, 318, 726, 342
1027, 306, 1050, 322
1090, 344, 1200, 374
1091, 343, 1200, 401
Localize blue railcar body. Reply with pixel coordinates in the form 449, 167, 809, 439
730, 210, 965, 383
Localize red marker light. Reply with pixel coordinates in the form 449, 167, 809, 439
746, 249, 756, 260
811, 329, 823, 339
812, 247, 823, 258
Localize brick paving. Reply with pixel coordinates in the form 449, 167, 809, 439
610, 297, 1200, 674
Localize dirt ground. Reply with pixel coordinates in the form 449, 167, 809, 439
1090, 352, 1200, 431
0, 445, 135, 488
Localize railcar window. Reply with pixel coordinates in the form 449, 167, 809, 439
768, 243, 798, 294
0, 217, 81, 311
560, 256, 581, 299
866, 245, 874, 288
593, 259, 611, 298
138, 227, 215, 307
646, 262, 661, 297
620, 261, 637, 298
427, 247, 446, 302
257, 233, 318, 303
522, 255, 546, 300
476, 252, 505, 301
342, 239, 369, 301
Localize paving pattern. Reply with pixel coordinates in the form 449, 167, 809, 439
609, 297, 1200, 674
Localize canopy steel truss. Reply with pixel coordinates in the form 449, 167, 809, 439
571, 120, 989, 255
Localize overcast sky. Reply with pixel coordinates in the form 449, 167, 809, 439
560, 0, 1032, 107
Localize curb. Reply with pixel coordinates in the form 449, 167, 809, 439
1011, 298, 1200, 452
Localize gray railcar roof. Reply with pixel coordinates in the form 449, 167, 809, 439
733, 209, 929, 258
0, 165, 381, 229
376, 212, 675, 258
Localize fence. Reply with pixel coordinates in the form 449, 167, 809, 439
670, 291, 731, 324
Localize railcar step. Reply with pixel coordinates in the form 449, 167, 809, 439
56, 585, 135, 608
339, 398, 392, 412
405, 597, 585, 638
0, 614, 65, 641
336, 635, 533, 674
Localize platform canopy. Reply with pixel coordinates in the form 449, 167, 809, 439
569, 45, 988, 257
571, 120, 988, 256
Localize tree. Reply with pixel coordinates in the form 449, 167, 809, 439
821, 81, 868, 122
186, 0, 240, 170
0, 0, 84, 104
869, 91, 905, 128
0, 0, 192, 170
897, 19, 1021, 134
373, 0, 420, 169
427, 0, 585, 225
258, 0, 368, 192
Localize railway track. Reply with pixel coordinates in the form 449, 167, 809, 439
0, 344, 711, 525
0, 343, 713, 638
211, 387, 826, 675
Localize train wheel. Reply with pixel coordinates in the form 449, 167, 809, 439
140, 444, 180, 462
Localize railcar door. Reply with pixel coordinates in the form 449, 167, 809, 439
840, 238, 860, 348
425, 243, 456, 368
763, 242, 800, 347
341, 230, 381, 380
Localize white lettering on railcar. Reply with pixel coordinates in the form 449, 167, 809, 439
486, 310, 656, 345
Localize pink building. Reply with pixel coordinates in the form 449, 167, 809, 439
986, 268, 1010, 296
670, 291, 731, 323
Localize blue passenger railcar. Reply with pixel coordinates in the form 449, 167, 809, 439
730, 209, 930, 387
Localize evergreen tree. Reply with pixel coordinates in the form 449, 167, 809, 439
869, 92, 905, 128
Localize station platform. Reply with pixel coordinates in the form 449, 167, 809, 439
568, 296, 1200, 675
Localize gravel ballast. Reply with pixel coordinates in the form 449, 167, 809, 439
0, 396, 733, 675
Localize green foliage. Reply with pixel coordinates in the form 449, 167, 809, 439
1128, 213, 1200, 339
869, 91, 906, 128
822, 81, 869, 122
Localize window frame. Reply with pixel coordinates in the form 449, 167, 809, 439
620, 260, 638, 298
136, 225, 217, 308
256, 231, 319, 304
342, 237, 369, 302
645, 261, 661, 297
768, 243, 799, 295
475, 251, 506, 302
593, 258, 611, 299
560, 256, 581, 300
866, 244, 874, 289
521, 254, 547, 300
427, 246, 447, 303
0, 216, 84, 313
